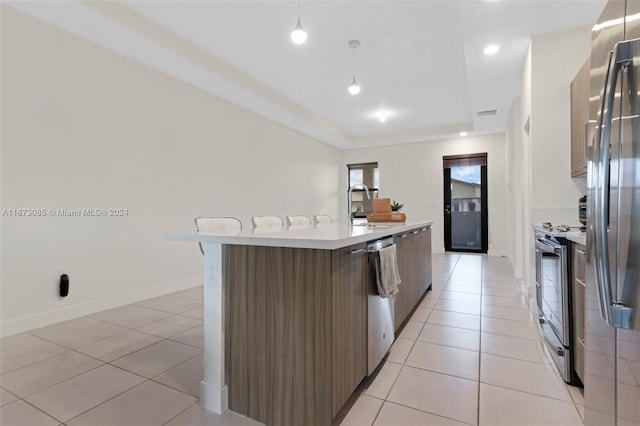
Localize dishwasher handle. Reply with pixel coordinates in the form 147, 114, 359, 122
367, 236, 394, 252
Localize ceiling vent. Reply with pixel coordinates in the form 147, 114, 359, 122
477, 109, 498, 117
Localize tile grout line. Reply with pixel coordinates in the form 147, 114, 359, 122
479, 381, 576, 405
0, 346, 72, 376
60, 377, 151, 424
3, 344, 151, 423
356, 254, 584, 426
45, 344, 200, 425
366, 394, 385, 426
1, 303, 205, 425
476, 258, 485, 426
29, 322, 134, 352
377, 254, 479, 426
19, 361, 106, 400
5, 396, 63, 425
371, 254, 437, 423
377, 399, 477, 426
161, 400, 200, 426
480, 258, 586, 424
149, 350, 203, 382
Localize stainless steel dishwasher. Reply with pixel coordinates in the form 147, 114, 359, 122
367, 236, 396, 375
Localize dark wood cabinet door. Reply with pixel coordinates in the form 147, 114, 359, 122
394, 232, 411, 330
331, 243, 367, 416
224, 246, 332, 426
394, 227, 433, 331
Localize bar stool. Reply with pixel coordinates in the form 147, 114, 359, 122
313, 214, 332, 227
194, 216, 242, 254
286, 215, 311, 230
251, 216, 284, 233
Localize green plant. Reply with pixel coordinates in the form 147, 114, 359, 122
391, 200, 404, 212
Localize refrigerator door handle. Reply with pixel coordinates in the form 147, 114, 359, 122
610, 39, 640, 330
595, 40, 638, 329
594, 47, 615, 326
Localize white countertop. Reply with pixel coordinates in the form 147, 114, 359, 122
533, 225, 586, 245
533, 225, 582, 238
566, 231, 587, 246
166, 220, 434, 250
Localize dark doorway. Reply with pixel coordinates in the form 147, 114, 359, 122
443, 153, 488, 253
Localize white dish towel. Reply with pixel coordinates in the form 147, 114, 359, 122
374, 244, 402, 299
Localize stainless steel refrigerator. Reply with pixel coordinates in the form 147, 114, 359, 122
586, 1, 640, 425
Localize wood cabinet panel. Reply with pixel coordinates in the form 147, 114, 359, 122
331, 243, 367, 416
224, 245, 332, 426
417, 227, 432, 298
394, 227, 432, 331
571, 57, 590, 177
394, 232, 413, 329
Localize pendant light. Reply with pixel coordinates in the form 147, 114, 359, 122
290, 0, 307, 45
348, 40, 361, 95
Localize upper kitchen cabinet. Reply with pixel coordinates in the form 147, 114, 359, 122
570, 57, 590, 177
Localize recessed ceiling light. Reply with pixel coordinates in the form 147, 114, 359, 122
484, 44, 500, 55
459, 132, 468, 137
370, 107, 395, 123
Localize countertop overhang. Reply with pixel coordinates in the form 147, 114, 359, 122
566, 232, 586, 246
166, 220, 433, 250
533, 225, 586, 246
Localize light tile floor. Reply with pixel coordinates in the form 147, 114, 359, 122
342, 253, 585, 426
0, 286, 259, 426
0, 254, 584, 426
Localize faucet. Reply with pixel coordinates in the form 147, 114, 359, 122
348, 184, 371, 222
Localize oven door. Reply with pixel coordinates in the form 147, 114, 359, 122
535, 236, 572, 382
535, 237, 568, 344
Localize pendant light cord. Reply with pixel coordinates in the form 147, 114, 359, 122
353, 49, 357, 78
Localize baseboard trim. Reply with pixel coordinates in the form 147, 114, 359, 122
0, 275, 203, 337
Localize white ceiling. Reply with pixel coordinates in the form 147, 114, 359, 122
7, 1, 606, 149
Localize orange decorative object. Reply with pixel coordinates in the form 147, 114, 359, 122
366, 212, 406, 223
372, 198, 391, 213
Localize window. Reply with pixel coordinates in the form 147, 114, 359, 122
347, 162, 379, 217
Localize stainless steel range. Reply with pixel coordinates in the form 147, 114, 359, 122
534, 224, 576, 384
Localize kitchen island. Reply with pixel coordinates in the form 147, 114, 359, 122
166, 220, 433, 425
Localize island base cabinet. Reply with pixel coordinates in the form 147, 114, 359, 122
224, 245, 332, 426
330, 243, 367, 417
221, 227, 431, 426
394, 227, 432, 331
223, 244, 368, 426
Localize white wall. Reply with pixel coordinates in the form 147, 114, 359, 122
341, 133, 508, 256
530, 25, 591, 224
0, 7, 341, 336
505, 26, 591, 302
505, 97, 523, 280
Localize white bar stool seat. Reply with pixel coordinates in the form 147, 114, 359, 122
286, 215, 311, 230
251, 216, 284, 233
313, 214, 332, 227
194, 217, 242, 254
